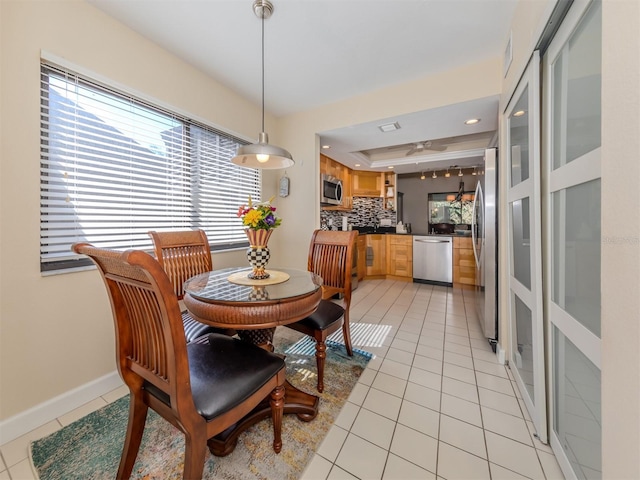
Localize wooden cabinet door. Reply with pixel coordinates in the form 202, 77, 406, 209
386, 235, 413, 277
356, 235, 366, 280
353, 171, 382, 197
342, 168, 352, 210
366, 234, 386, 276
453, 236, 476, 285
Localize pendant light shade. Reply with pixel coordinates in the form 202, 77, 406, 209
233, 132, 293, 169
232, 0, 294, 170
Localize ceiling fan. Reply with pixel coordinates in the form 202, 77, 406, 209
405, 140, 447, 156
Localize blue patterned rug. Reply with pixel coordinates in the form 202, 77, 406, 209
30, 331, 371, 480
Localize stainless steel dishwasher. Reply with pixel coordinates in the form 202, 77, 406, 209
412, 236, 453, 286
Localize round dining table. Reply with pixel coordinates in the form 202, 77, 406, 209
183, 266, 323, 456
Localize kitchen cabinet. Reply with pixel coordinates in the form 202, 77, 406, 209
352, 171, 383, 197
365, 234, 386, 277
356, 234, 366, 281
453, 236, 477, 286
320, 154, 352, 210
386, 234, 412, 278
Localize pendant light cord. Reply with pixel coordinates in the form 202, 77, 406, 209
261, 9, 265, 134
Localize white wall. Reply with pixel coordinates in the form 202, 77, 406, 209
0, 0, 265, 424
601, 2, 640, 477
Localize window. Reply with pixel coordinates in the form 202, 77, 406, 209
40, 63, 260, 272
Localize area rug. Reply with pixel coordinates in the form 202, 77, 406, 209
30, 330, 371, 480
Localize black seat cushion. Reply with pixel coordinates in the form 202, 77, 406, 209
294, 299, 345, 331
182, 310, 225, 343
187, 334, 285, 421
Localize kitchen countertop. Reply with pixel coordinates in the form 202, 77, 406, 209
354, 227, 410, 235
353, 228, 458, 237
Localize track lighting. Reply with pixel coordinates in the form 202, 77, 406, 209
420, 171, 426, 180
432, 171, 437, 179
458, 168, 463, 177
445, 169, 450, 178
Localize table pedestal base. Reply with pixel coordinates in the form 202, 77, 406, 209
207, 380, 319, 457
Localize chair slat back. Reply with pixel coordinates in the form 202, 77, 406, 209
308, 230, 358, 297
148, 230, 213, 299
73, 243, 187, 396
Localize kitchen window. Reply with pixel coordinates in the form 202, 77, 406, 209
40, 63, 259, 273
428, 192, 475, 225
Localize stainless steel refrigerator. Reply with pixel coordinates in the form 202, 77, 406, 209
472, 148, 498, 348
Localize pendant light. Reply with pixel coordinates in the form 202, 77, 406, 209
232, 0, 294, 169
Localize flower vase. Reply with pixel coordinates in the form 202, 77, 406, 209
245, 228, 273, 279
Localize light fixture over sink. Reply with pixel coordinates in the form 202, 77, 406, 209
232, 0, 294, 170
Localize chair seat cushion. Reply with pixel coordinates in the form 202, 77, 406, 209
182, 310, 225, 343
186, 334, 285, 421
294, 299, 345, 331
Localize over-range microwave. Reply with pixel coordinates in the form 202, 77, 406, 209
320, 174, 343, 206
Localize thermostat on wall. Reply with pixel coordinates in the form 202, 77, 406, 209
279, 173, 290, 197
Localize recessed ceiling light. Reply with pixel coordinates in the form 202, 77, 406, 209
354, 163, 361, 167
321, 144, 331, 149
513, 110, 526, 117
378, 122, 401, 132
388, 166, 394, 169
464, 118, 481, 125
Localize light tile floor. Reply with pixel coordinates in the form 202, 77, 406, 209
0, 278, 565, 480
301, 279, 565, 480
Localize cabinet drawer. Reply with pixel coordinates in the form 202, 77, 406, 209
458, 266, 476, 285
458, 249, 475, 267
388, 235, 412, 246
454, 236, 474, 249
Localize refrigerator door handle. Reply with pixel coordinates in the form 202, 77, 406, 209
472, 181, 483, 269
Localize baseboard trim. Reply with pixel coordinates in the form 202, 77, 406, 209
496, 342, 507, 365
0, 371, 123, 446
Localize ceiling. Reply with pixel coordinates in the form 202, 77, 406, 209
87, 0, 516, 174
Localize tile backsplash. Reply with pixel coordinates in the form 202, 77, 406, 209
320, 197, 396, 230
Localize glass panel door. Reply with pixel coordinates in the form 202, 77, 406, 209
504, 50, 547, 443
543, 1, 602, 478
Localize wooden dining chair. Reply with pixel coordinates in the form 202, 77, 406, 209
284, 229, 358, 393
72, 243, 286, 480
148, 229, 230, 342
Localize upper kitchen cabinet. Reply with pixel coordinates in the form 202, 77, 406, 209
320, 154, 352, 210
352, 171, 383, 197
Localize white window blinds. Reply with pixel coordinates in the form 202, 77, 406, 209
40, 63, 260, 272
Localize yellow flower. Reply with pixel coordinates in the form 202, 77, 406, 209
243, 209, 262, 228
